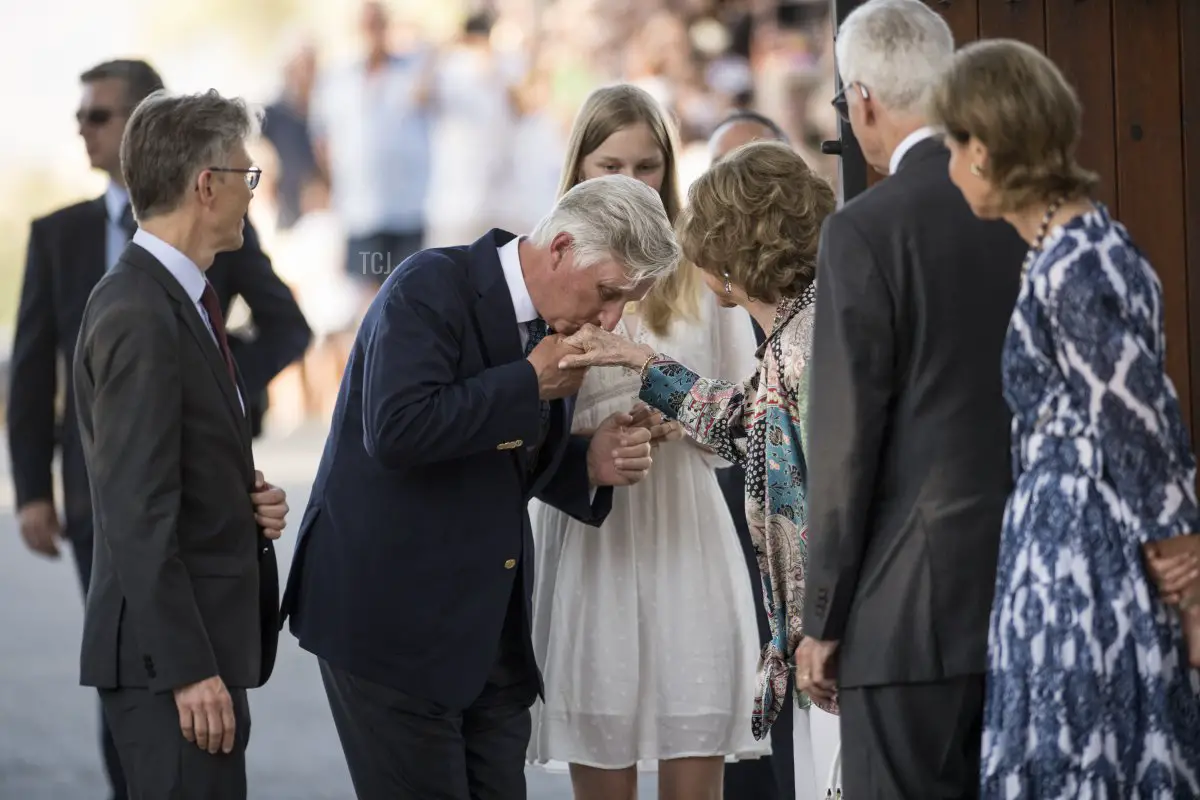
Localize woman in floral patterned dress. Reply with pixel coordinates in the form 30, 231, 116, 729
560, 141, 839, 739
929, 39, 1200, 798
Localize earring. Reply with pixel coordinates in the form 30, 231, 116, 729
970, 163, 984, 177
723, 271, 733, 295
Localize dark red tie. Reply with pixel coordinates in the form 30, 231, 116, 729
199, 281, 237, 386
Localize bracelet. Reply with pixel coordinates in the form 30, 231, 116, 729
637, 351, 657, 380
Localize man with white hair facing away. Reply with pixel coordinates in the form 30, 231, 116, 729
281, 174, 680, 799
795, 1, 1026, 797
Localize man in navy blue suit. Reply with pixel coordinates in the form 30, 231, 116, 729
281, 174, 681, 799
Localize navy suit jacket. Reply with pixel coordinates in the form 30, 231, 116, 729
281, 229, 613, 709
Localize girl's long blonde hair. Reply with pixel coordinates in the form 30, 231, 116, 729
557, 84, 699, 337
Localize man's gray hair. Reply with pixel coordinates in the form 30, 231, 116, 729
835, 0, 954, 115
121, 89, 260, 221
529, 174, 680, 285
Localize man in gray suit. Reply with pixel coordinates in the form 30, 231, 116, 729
74, 89, 287, 799
796, 1, 1026, 796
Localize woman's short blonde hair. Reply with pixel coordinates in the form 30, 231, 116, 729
677, 141, 836, 303
927, 38, 1098, 212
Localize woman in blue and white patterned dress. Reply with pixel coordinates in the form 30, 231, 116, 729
930, 39, 1200, 798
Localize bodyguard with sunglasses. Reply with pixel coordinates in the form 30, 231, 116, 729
5, 59, 309, 800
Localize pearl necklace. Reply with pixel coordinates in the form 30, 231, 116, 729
1020, 197, 1065, 283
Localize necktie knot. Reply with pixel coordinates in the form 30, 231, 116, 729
200, 282, 222, 321
523, 318, 550, 356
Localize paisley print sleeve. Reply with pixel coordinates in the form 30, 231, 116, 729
1051, 239, 1200, 542
639, 357, 755, 465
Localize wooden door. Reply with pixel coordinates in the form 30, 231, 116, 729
910, 0, 1200, 444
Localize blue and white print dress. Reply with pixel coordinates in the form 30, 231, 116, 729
982, 205, 1200, 799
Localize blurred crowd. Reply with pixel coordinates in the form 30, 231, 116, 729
246, 0, 839, 429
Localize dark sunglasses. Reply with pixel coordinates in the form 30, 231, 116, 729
76, 107, 126, 127
208, 166, 263, 190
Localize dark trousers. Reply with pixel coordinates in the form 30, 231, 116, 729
838, 675, 985, 800
98, 685, 251, 800
716, 464, 796, 800
345, 228, 426, 288
320, 586, 539, 800
69, 526, 128, 800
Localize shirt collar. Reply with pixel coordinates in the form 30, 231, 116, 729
888, 126, 938, 175
497, 236, 537, 324
131, 228, 207, 304
104, 182, 129, 223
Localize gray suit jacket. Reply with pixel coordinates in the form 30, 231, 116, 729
802, 137, 1026, 688
74, 243, 280, 693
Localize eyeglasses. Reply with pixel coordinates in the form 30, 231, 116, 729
208, 167, 262, 190
830, 82, 869, 124
76, 107, 127, 127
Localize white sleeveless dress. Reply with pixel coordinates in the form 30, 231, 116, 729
527, 292, 771, 768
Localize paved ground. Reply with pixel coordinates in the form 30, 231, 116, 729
0, 421, 659, 799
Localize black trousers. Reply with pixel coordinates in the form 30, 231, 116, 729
838, 674, 985, 800
69, 525, 128, 800
717, 465, 796, 800
98, 685, 251, 800
320, 586, 539, 800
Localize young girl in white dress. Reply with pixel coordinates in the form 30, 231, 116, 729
527, 84, 769, 800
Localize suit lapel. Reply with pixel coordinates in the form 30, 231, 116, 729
178, 297, 247, 432
465, 230, 542, 475
121, 245, 250, 454
467, 230, 524, 368
231, 362, 255, 463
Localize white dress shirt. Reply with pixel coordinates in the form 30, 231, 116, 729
497, 235, 538, 347
131, 228, 244, 412
888, 126, 938, 175
104, 182, 130, 272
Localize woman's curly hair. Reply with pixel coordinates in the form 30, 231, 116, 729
677, 141, 836, 303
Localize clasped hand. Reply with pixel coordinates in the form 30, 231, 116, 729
1144, 536, 1200, 667
587, 411, 654, 486
629, 401, 684, 446
581, 400, 682, 486
527, 334, 588, 400
558, 323, 651, 370
795, 637, 839, 706
1144, 536, 1200, 605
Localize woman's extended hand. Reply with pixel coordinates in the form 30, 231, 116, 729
558, 324, 655, 370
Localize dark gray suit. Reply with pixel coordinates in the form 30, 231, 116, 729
74, 243, 280, 799
802, 137, 1025, 799
8, 199, 307, 800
